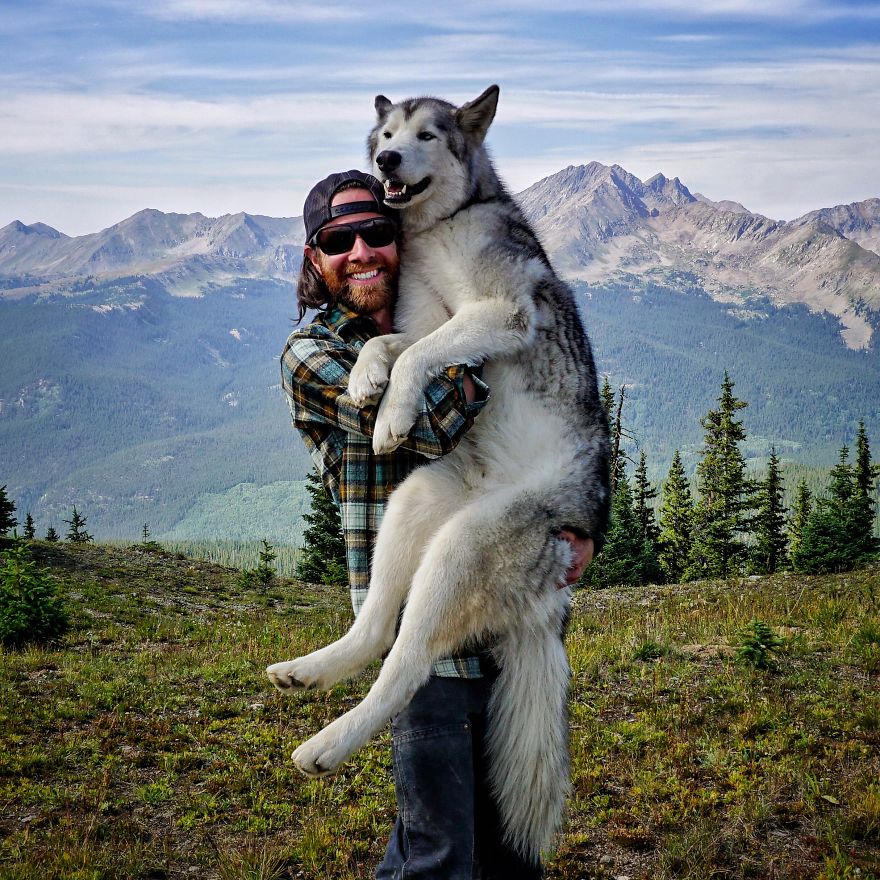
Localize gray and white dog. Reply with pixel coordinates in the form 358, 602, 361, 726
267, 85, 610, 860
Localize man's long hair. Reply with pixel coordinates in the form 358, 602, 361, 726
296, 257, 331, 324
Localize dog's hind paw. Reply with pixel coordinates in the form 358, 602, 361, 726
372, 398, 419, 453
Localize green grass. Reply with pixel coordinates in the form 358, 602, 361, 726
1, 541, 878, 879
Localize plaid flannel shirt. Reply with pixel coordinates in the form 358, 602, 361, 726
281, 305, 491, 678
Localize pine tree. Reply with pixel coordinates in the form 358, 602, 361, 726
296, 471, 347, 586
609, 385, 629, 492
828, 445, 855, 511
137, 522, 162, 552
633, 451, 660, 544
23, 513, 36, 541
750, 448, 788, 574
45, 527, 60, 542
255, 538, 278, 587
0, 486, 17, 537
64, 506, 93, 544
852, 421, 880, 558
0, 538, 69, 647
792, 444, 863, 573
685, 372, 755, 580
657, 450, 693, 583
585, 472, 658, 587
791, 503, 857, 574
787, 479, 812, 561
600, 376, 615, 426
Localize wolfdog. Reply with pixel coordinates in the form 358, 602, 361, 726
267, 85, 610, 859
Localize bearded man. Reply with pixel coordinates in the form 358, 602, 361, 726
277, 169, 593, 879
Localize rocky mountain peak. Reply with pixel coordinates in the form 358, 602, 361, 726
1, 220, 66, 239
642, 172, 697, 209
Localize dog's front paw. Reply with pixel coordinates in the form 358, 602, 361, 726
266, 657, 325, 692
348, 354, 389, 407
292, 720, 357, 777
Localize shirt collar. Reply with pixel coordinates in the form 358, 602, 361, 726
321, 305, 378, 339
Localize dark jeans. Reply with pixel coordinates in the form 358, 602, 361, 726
375, 670, 544, 880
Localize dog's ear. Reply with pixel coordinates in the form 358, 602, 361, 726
375, 95, 393, 122
456, 85, 499, 143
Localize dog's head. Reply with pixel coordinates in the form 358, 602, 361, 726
367, 85, 499, 227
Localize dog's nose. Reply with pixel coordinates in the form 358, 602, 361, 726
376, 150, 402, 173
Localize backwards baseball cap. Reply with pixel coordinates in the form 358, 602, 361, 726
303, 169, 398, 244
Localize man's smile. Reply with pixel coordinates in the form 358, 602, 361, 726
348, 267, 383, 284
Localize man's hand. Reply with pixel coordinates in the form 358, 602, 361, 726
559, 530, 594, 586
462, 372, 477, 403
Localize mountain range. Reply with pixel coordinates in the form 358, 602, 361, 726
516, 163, 880, 349
3, 162, 879, 349
1, 162, 878, 541
0, 210, 304, 299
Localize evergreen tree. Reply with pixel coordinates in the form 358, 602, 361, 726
787, 479, 812, 561
64, 506, 93, 544
296, 471, 347, 586
600, 376, 615, 426
45, 526, 60, 542
255, 538, 278, 587
136, 522, 162, 552
791, 502, 858, 574
852, 421, 880, 558
828, 444, 855, 510
633, 451, 660, 544
598, 383, 632, 493
585, 472, 658, 587
23, 513, 36, 541
750, 448, 788, 574
657, 450, 693, 583
685, 372, 755, 580
0, 486, 17, 537
0, 538, 69, 647
792, 444, 864, 573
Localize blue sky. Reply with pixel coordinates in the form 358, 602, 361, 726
1, 0, 878, 235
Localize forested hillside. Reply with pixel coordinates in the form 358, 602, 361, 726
1, 271, 877, 543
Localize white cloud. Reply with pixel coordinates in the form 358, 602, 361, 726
124, 0, 880, 24
125, 0, 361, 22
2, 7, 879, 234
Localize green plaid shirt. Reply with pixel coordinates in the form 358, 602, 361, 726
281, 305, 490, 678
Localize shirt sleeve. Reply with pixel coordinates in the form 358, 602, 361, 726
281, 331, 489, 460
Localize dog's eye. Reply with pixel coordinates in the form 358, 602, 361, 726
417, 131, 436, 141
383, 131, 392, 139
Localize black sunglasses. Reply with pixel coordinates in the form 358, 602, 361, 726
311, 217, 397, 255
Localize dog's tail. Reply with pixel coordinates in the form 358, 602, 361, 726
486, 605, 571, 863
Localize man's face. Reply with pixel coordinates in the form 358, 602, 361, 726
305, 187, 399, 315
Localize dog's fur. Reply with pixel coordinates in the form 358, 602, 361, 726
266, 85, 610, 860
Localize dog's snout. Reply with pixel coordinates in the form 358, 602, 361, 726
376, 150, 402, 172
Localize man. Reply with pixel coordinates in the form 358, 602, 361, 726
280, 169, 593, 879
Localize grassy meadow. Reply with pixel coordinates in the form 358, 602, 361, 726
0, 541, 878, 879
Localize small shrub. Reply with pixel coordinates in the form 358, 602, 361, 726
633, 640, 666, 661
845, 783, 880, 842
0, 538, 69, 647
852, 619, 880, 674
736, 618, 783, 670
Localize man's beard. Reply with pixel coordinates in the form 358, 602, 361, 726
318, 255, 397, 315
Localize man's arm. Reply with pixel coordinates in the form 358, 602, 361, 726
281, 332, 489, 460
